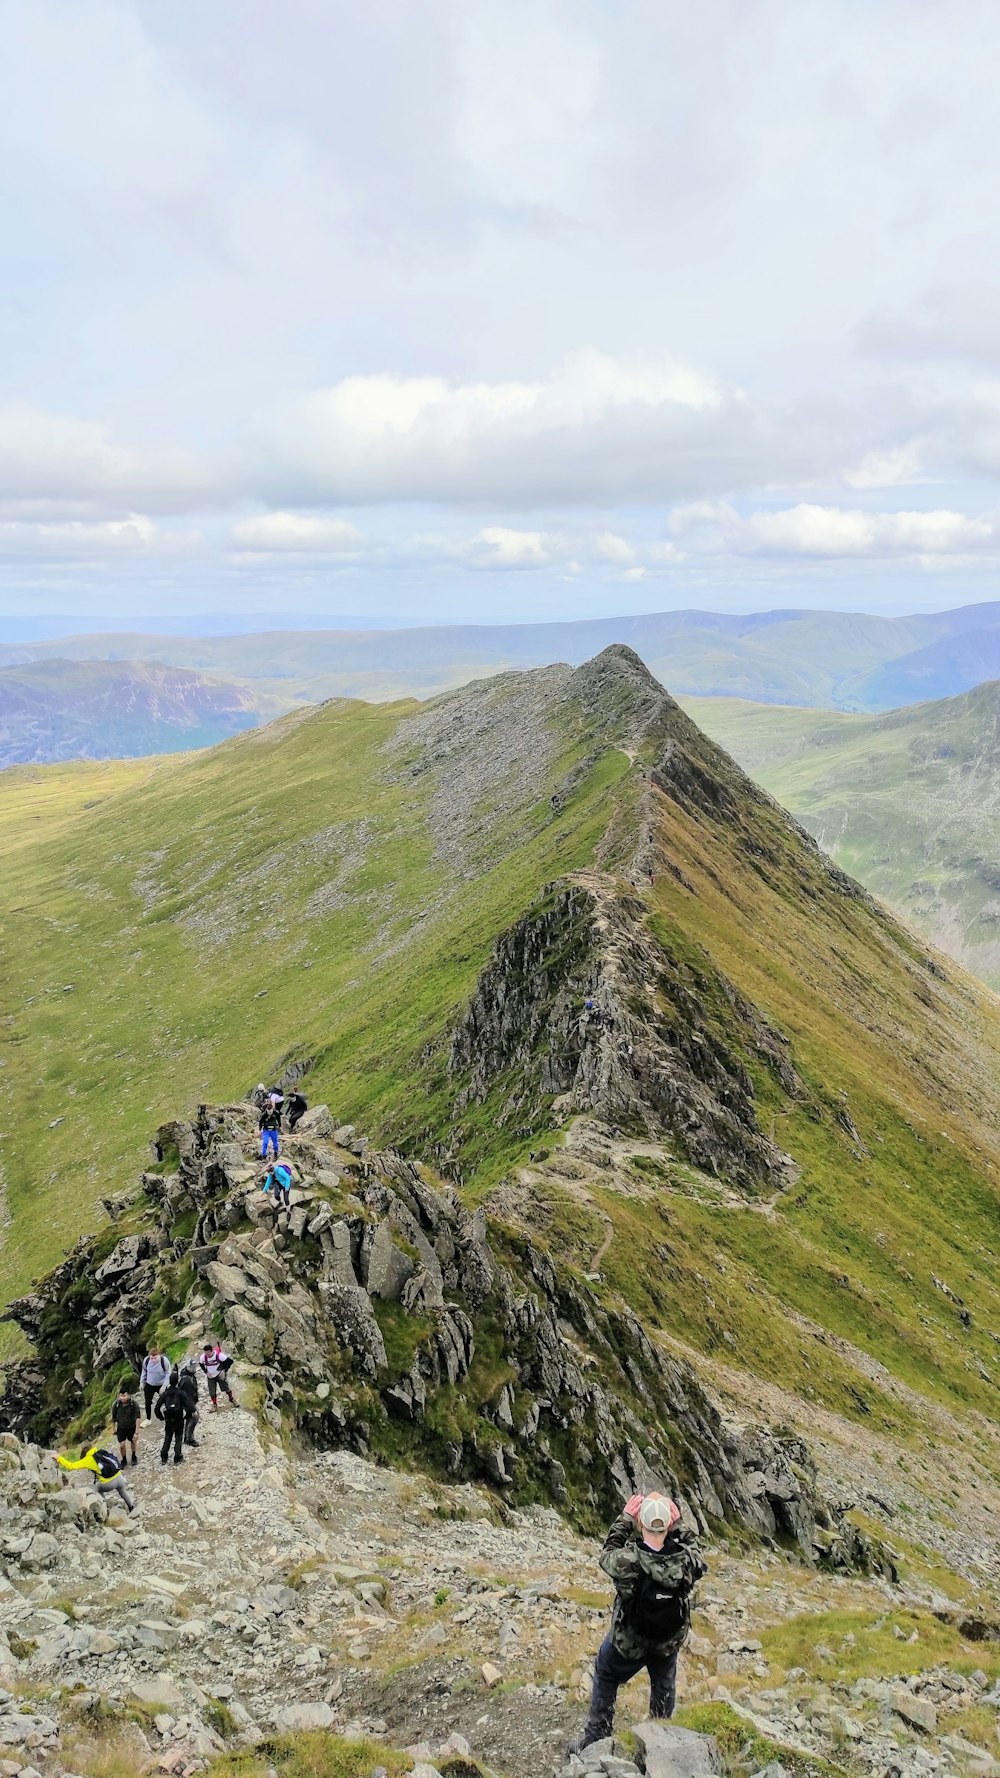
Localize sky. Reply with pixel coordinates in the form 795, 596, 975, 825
4, 0, 1000, 632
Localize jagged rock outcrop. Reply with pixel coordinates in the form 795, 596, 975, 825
449, 876, 800, 1192
0, 1102, 890, 1579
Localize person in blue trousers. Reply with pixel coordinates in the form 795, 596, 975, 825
259, 1102, 281, 1159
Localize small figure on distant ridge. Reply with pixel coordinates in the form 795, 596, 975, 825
55, 1441, 136, 1513
199, 1342, 236, 1412
568, 1491, 706, 1754
111, 1384, 140, 1467
260, 1099, 281, 1159
286, 1088, 308, 1132
261, 1159, 293, 1209
155, 1367, 187, 1465
139, 1347, 171, 1423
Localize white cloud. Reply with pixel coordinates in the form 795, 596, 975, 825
669, 501, 998, 560
0, 402, 211, 516
231, 511, 364, 554
593, 531, 635, 563
259, 349, 776, 507
0, 516, 157, 559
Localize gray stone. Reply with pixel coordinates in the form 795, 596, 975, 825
366, 1220, 416, 1302
204, 1261, 248, 1303
223, 1301, 270, 1362
891, 1688, 937, 1733
132, 1678, 184, 1710
319, 1281, 387, 1376
274, 1701, 335, 1730
632, 1722, 721, 1778
296, 1105, 336, 1140
95, 1234, 146, 1281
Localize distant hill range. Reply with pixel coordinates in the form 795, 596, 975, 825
686, 680, 1000, 988
2, 598, 1000, 720
0, 659, 262, 766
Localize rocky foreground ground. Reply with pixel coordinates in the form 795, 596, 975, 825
0, 1398, 994, 1778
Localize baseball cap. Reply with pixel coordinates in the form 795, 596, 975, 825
639, 1493, 680, 1533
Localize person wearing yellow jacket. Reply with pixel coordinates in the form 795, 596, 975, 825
55, 1443, 136, 1513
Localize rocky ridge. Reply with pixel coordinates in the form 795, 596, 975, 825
2, 1102, 885, 1577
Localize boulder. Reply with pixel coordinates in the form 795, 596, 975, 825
94, 1234, 147, 1281
204, 1262, 248, 1303
892, 1689, 937, 1734
131, 1677, 184, 1710
275, 1701, 336, 1730
295, 1105, 336, 1140
223, 1302, 270, 1363
366, 1220, 415, 1302
632, 1722, 722, 1777
319, 1282, 387, 1377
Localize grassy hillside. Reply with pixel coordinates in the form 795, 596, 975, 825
4, 649, 1000, 1470
683, 684, 1000, 988
3, 599, 1000, 711
0, 658, 269, 764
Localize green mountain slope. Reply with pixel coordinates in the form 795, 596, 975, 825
0, 657, 267, 764
4, 648, 1000, 1469
684, 683, 1000, 988
3, 599, 999, 712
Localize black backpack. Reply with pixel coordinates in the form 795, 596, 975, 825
622, 1560, 693, 1643
92, 1447, 122, 1480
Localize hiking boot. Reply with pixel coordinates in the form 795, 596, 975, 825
160, 1457, 168, 1465
185, 1438, 199, 1448
130, 1454, 138, 1466
173, 1455, 184, 1464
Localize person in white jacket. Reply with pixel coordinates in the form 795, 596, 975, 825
198, 1343, 236, 1410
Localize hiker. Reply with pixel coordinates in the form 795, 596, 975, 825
259, 1100, 281, 1159
155, 1367, 187, 1465
268, 1086, 285, 1115
111, 1385, 140, 1467
198, 1342, 236, 1410
261, 1160, 293, 1209
250, 1083, 268, 1110
287, 1089, 308, 1132
55, 1442, 136, 1513
177, 1358, 200, 1448
570, 1492, 706, 1752
140, 1347, 171, 1422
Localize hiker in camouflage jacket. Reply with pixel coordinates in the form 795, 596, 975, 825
571, 1491, 706, 1752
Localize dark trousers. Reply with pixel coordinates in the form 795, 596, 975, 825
143, 1384, 160, 1420
583, 1635, 678, 1746
160, 1411, 185, 1462
183, 1409, 198, 1444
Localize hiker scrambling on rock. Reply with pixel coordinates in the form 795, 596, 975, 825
199, 1342, 236, 1410
155, 1368, 187, 1465
177, 1358, 200, 1448
111, 1385, 140, 1467
250, 1082, 268, 1109
140, 1347, 171, 1422
259, 1101, 281, 1159
287, 1089, 308, 1132
570, 1492, 706, 1753
262, 1160, 293, 1209
55, 1443, 136, 1513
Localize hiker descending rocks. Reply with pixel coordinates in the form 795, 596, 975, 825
177, 1358, 200, 1448
286, 1088, 308, 1132
199, 1341, 236, 1410
259, 1100, 281, 1159
570, 1492, 706, 1753
110, 1385, 140, 1467
140, 1347, 171, 1421
268, 1086, 285, 1115
250, 1082, 268, 1110
54, 1441, 136, 1513
155, 1368, 187, 1465
261, 1159, 293, 1208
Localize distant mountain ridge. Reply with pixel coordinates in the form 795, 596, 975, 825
685, 679, 1000, 987
0, 658, 263, 766
1, 598, 999, 716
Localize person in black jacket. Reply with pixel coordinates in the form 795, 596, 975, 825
177, 1360, 200, 1448
286, 1089, 308, 1132
111, 1387, 140, 1467
155, 1369, 187, 1465
260, 1102, 281, 1160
